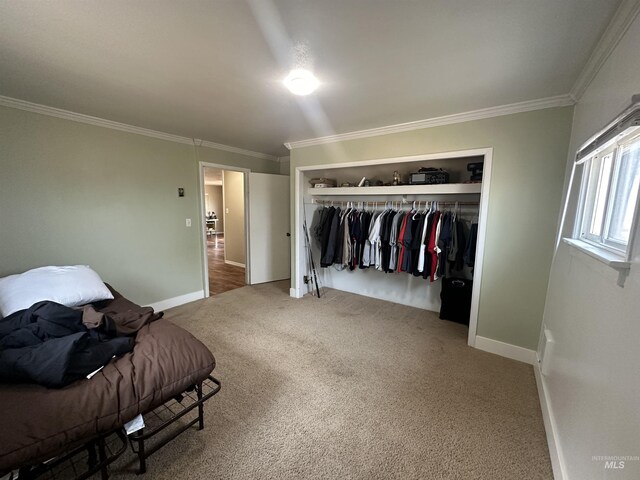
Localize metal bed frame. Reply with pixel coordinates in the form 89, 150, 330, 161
15, 430, 128, 480
12, 375, 221, 479
129, 375, 221, 474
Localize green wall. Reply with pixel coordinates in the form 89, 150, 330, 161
222, 170, 246, 265
0, 105, 276, 305
290, 107, 573, 350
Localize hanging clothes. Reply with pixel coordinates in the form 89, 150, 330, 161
427, 210, 441, 282
437, 213, 452, 278
421, 211, 435, 280
388, 211, 404, 272
358, 211, 372, 269
406, 212, 420, 273
379, 210, 395, 273
454, 220, 467, 271
340, 209, 349, 268
417, 209, 433, 274
410, 212, 426, 276
330, 209, 345, 269
320, 207, 340, 267
319, 207, 336, 267
373, 210, 387, 270
309, 203, 477, 284
366, 211, 382, 268
350, 211, 364, 271
446, 215, 467, 276
312, 206, 329, 245
464, 222, 478, 267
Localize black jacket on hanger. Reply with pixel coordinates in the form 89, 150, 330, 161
320, 207, 337, 267
380, 211, 395, 273
358, 212, 372, 269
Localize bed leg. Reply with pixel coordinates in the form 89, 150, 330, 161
97, 436, 109, 480
197, 382, 204, 430
136, 433, 147, 475
85, 440, 98, 471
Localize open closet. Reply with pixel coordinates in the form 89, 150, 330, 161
293, 148, 492, 346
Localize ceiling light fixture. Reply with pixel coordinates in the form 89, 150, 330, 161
283, 69, 319, 96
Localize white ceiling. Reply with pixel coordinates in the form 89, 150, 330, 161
0, 0, 621, 156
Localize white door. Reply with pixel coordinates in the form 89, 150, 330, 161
248, 173, 291, 284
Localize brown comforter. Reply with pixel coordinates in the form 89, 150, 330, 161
0, 289, 215, 473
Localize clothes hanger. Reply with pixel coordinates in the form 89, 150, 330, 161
412, 201, 420, 219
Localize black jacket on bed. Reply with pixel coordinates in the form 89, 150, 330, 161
0, 301, 134, 388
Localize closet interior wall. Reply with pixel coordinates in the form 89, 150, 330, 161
297, 152, 488, 316
305, 200, 479, 312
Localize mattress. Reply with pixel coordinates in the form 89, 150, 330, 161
0, 289, 215, 473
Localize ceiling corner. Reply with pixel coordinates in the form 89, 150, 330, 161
569, 0, 640, 102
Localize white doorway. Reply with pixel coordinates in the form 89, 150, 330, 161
199, 162, 291, 297
202, 166, 247, 297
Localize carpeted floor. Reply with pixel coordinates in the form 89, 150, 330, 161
111, 281, 552, 480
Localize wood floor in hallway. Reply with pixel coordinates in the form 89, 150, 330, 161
208, 234, 246, 296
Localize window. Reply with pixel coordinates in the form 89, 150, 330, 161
577, 128, 640, 259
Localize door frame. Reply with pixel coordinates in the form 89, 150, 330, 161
198, 161, 251, 297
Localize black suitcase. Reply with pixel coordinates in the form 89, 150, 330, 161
439, 277, 473, 325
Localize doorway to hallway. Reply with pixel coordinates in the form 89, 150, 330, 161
199, 161, 292, 297
207, 234, 245, 295
203, 167, 247, 297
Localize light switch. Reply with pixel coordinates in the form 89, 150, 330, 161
185, 218, 192, 227
225, 208, 230, 214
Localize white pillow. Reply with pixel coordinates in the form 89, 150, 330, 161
0, 265, 114, 318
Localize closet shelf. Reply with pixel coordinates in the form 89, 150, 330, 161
308, 183, 482, 196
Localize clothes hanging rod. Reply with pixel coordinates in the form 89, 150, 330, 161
305, 200, 479, 206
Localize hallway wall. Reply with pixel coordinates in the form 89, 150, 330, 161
223, 171, 246, 265
205, 185, 224, 232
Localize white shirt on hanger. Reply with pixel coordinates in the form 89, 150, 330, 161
417, 210, 432, 272
433, 212, 443, 281
371, 211, 386, 270
363, 211, 380, 266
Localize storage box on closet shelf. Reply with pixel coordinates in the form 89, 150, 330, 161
309, 178, 337, 188
408, 167, 450, 185
465, 162, 483, 183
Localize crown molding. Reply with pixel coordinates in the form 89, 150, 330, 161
569, 0, 640, 102
284, 94, 574, 150
0, 95, 278, 161
198, 139, 277, 161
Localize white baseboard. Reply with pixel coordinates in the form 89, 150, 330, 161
474, 336, 538, 364
289, 287, 303, 298
224, 260, 245, 268
534, 363, 566, 480
146, 290, 205, 312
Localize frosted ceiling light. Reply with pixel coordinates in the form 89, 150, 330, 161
283, 69, 319, 96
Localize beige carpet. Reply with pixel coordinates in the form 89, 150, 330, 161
110, 281, 552, 480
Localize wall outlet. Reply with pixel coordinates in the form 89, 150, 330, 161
185, 218, 192, 227
225, 208, 230, 214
